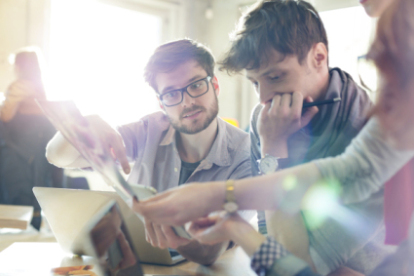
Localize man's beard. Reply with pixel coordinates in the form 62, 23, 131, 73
168, 94, 219, 135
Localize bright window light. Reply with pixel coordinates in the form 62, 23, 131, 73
48, 0, 162, 126
320, 6, 376, 93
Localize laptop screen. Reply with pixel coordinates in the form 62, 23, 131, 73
90, 204, 144, 276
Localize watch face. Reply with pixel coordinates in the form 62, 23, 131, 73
224, 202, 238, 213
259, 156, 279, 174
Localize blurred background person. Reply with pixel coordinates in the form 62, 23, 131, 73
0, 47, 63, 230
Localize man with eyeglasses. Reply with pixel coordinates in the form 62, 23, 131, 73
46, 39, 252, 265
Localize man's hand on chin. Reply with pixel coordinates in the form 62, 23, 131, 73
258, 92, 318, 158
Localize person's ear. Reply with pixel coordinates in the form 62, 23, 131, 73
311, 42, 328, 71
156, 95, 165, 111
212, 76, 220, 97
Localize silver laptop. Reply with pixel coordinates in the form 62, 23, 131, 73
33, 186, 185, 265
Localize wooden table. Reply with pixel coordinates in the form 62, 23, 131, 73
0, 226, 56, 252
0, 242, 256, 276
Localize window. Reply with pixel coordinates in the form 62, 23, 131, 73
320, 6, 377, 95
48, 0, 166, 125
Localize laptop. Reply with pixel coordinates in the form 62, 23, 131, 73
66, 199, 142, 276
33, 186, 185, 265
75, 199, 181, 276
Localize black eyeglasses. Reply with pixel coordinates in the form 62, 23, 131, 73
159, 76, 212, 107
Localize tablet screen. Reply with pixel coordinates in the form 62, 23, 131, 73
90, 204, 144, 276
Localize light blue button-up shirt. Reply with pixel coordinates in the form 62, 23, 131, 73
118, 111, 252, 193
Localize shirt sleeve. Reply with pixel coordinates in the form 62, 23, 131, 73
229, 158, 252, 180
117, 119, 148, 162
313, 117, 414, 205
251, 236, 317, 276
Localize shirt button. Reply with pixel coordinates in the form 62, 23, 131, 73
174, 168, 178, 172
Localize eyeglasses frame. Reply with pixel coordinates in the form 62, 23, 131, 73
159, 76, 212, 107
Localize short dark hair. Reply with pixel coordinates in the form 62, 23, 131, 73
144, 39, 215, 92
219, 0, 328, 74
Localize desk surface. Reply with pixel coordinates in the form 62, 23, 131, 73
0, 242, 256, 276
0, 227, 56, 252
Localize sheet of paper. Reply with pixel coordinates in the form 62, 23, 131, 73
37, 100, 135, 203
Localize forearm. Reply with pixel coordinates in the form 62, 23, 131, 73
0, 99, 20, 122
314, 117, 414, 204
177, 240, 229, 266
261, 139, 289, 158
235, 163, 322, 211
46, 132, 89, 168
231, 221, 266, 257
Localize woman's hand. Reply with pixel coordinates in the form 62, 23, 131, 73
133, 181, 225, 226
187, 212, 243, 245
188, 212, 266, 257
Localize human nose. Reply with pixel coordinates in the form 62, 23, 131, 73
181, 90, 196, 107
258, 83, 272, 105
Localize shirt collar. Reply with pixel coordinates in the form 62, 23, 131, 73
159, 117, 231, 167
159, 124, 176, 146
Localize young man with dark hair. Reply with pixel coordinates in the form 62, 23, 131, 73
220, 0, 390, 274
46, 39, 252, 265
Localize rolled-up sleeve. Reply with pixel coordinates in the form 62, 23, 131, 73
117, 119, 148, 162
313, 118, 414, 205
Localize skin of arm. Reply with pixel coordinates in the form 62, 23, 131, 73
177, 239, 229, 266
0, 96, 20, 122
0, 80, 33, 122
142, 211, 230, 265
189, 213, 265, 257
218, 216, 265, 257
191, 214, 364, 276
45, 115, 130, 173
46, 131, 91, 168
133, 162, 322, 226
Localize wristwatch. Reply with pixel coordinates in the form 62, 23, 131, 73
258, 154, 279, 175
223, 179, 238, 214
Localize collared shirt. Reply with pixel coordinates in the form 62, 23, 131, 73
117, 111, 251, 193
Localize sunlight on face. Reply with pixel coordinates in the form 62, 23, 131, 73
48, 0, 162, 125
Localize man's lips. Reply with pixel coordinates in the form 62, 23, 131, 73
182, 110, 202, 119
360, 0, 368, 4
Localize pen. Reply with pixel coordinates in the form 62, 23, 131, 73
303, 97, 341, 108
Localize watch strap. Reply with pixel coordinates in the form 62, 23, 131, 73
225, 179, 236, 204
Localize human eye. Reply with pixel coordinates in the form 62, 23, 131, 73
250, 80, 259, 90
163, 91, 179, 100
268, 75, 280, 81
190, 81, 204, 90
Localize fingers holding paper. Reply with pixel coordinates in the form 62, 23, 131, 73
85, 115, 131, 174
186, 213, 235, 245
133, 181, 225, 226
187, 212, 264, 257
144, 218, 191, 249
